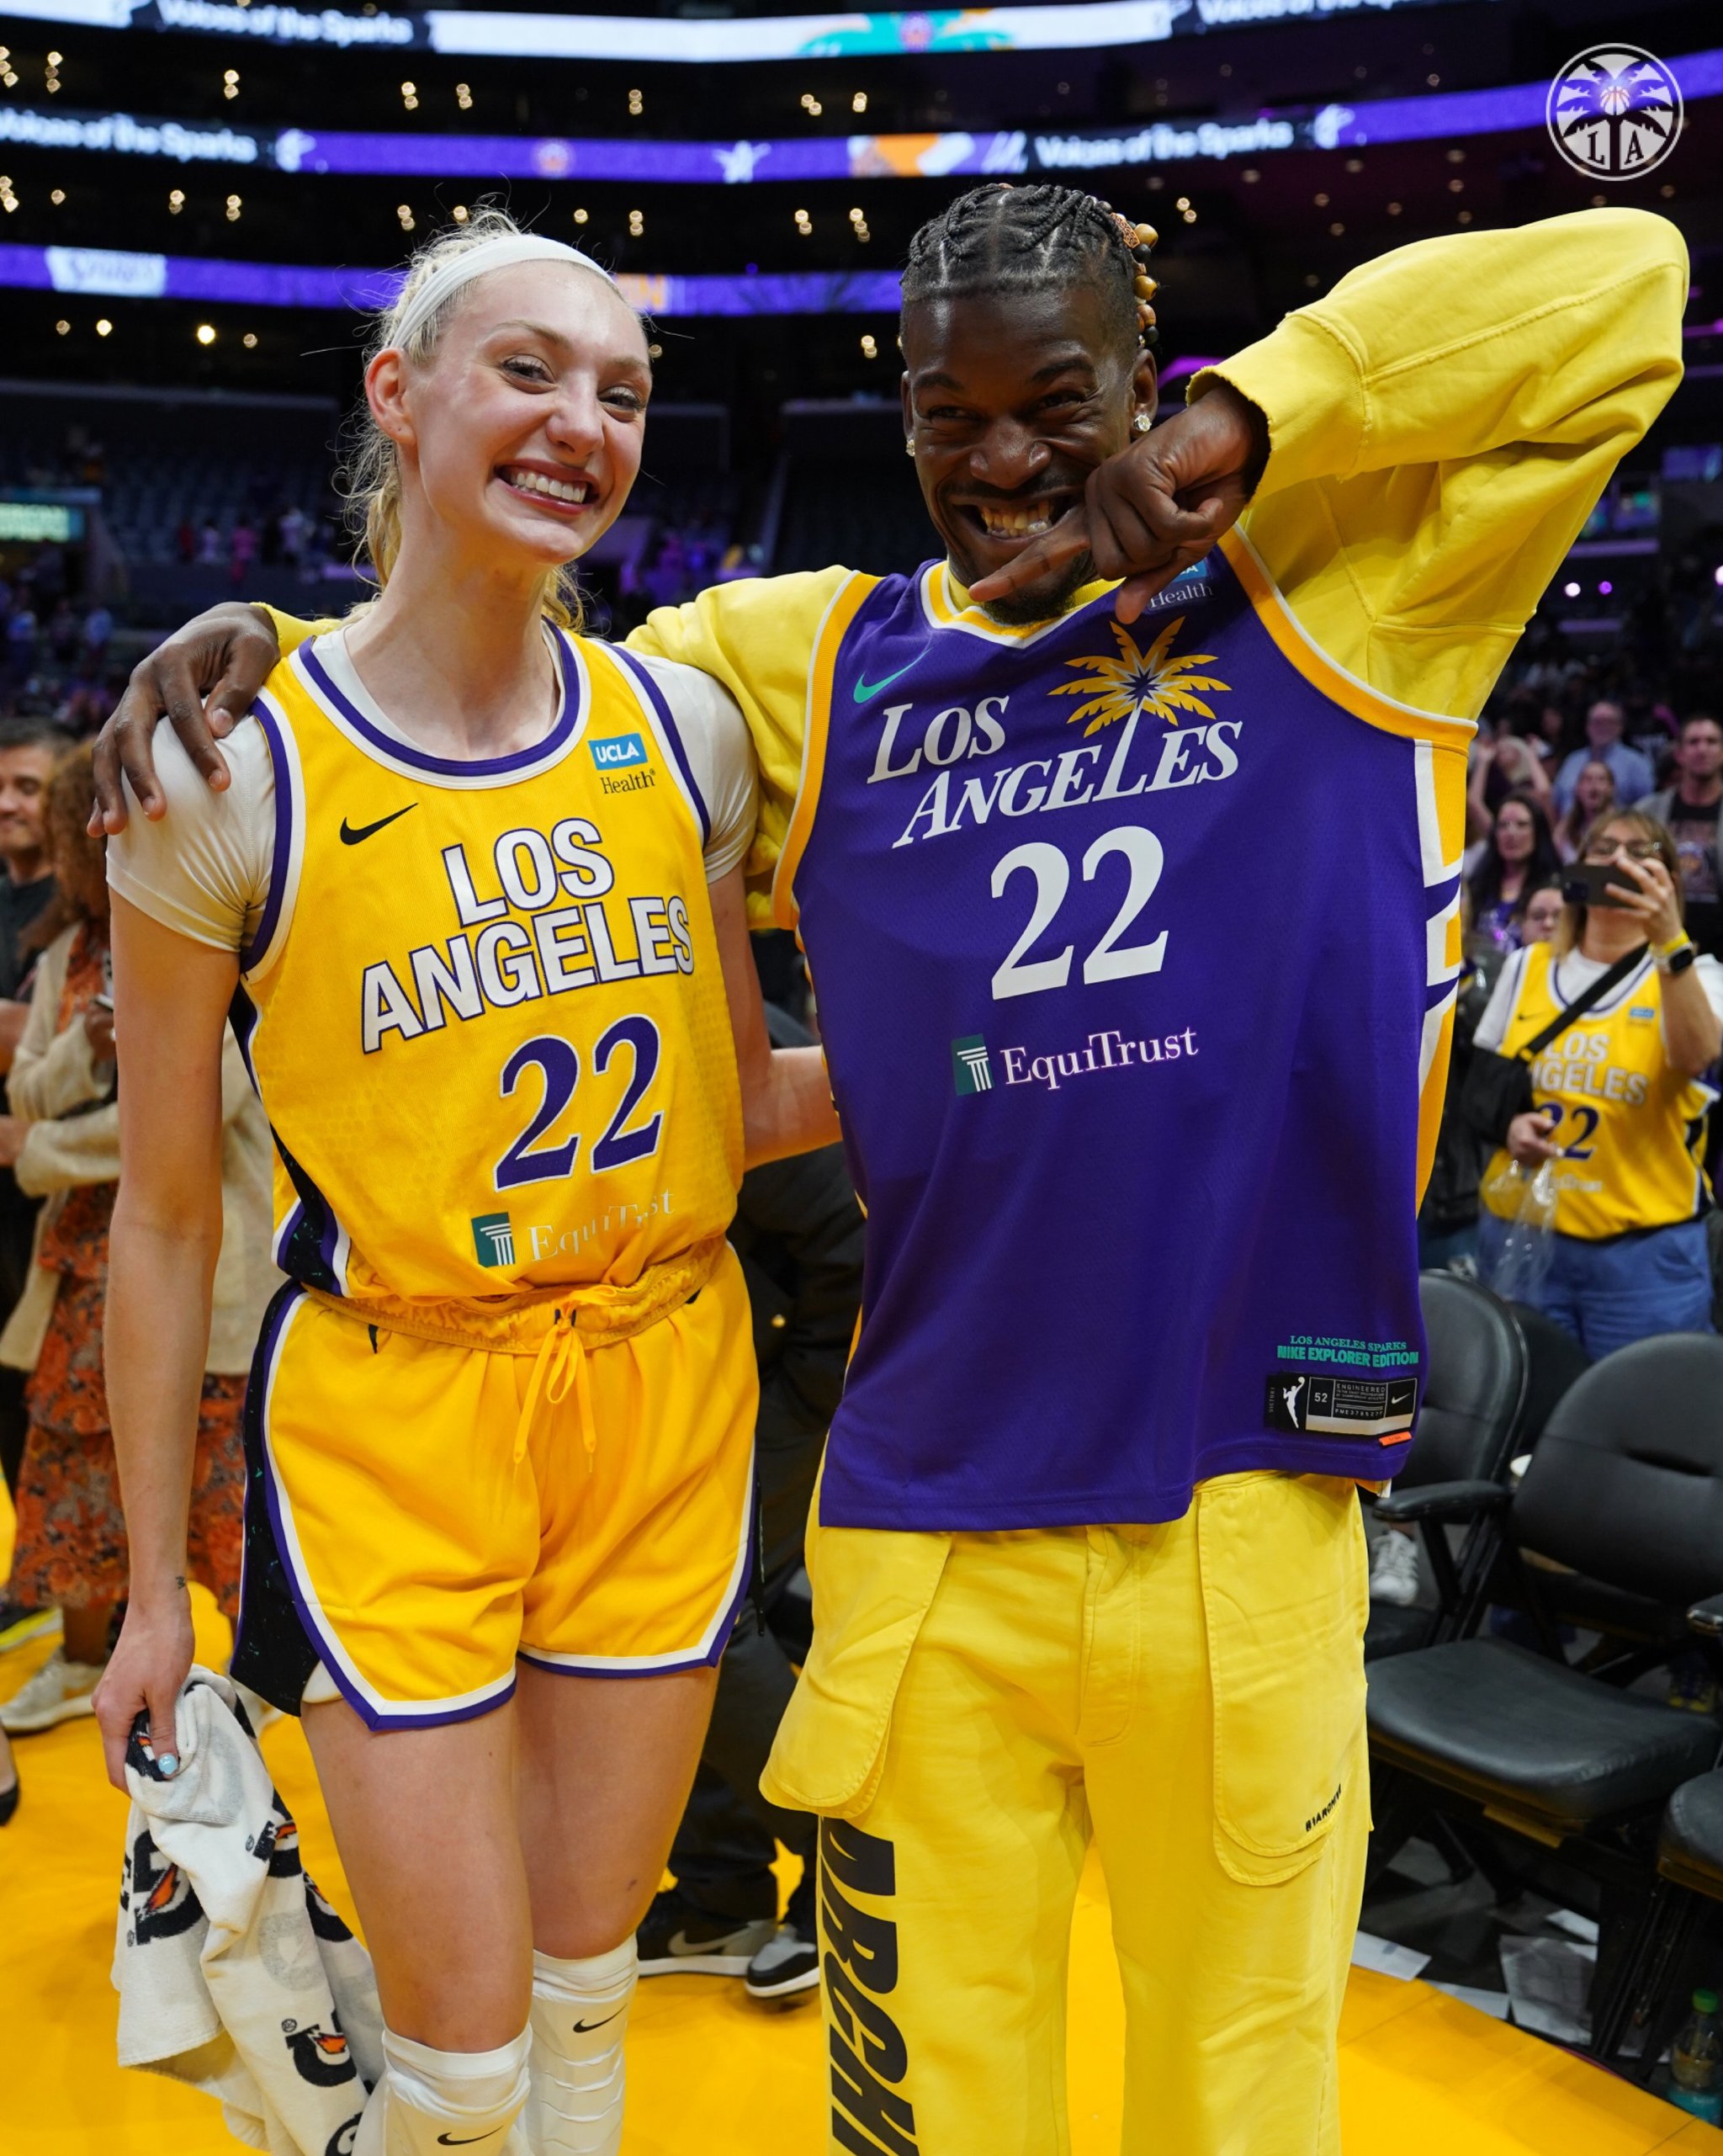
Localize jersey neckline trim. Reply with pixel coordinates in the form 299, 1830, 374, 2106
294, 625, 588, 786
1547, 942, 1657, 1017
919, 560, 1117, 647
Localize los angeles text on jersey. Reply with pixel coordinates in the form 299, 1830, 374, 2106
358, 816, 695, 1054
867, 696, 1243, 851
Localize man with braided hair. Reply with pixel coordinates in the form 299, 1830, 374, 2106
97, 183, 1684, 2153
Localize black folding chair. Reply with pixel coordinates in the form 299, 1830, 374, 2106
1365, 1336, 1723, 2048
1365, 1272, 1528, 1661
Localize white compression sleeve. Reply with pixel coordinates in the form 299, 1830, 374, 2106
528, 1940, 639, 2155
353, 2026, 531, 2156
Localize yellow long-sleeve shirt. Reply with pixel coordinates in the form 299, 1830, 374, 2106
628, 208, 1685, 888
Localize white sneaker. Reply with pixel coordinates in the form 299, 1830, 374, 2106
1369, 1530, 1422, 1608
1, 1649, 105, 1732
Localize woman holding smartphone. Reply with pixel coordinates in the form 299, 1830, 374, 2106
93, 213, 834, 2156
1476, 810, 1723, 1356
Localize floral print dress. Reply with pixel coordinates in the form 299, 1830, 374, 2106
8, 921, 247, 1616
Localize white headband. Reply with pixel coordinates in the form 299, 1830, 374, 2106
390, 234, 618, 352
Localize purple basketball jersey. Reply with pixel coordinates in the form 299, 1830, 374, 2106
783, 536, 1468, 1531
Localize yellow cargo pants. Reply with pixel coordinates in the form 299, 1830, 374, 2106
762, 1471, 1371, 2156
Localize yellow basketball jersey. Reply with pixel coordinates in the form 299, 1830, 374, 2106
236, 629, 743, 1325
1481, 940, 1715, 1240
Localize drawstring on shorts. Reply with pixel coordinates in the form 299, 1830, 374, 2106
516, 1309, 598, 1470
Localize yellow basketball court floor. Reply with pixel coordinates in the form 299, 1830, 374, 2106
1, 1509, 1716, 2154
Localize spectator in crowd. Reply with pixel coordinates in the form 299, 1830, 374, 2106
0, 746, 274, 1736
81, 603, 113, 674
638, 1002, 865, 1999
1475, 810, 1723, 1357
45, 601, 78, 672
55, 681, 115, 740
1637, 712, 1723, 958
229, 517, 257, 589
1519, 879, 1567, 944
278, 502, 307, 566
0, 719, 66, 1606
175, 519, 196, 566
1532, 701, 1573, 776
6, 601, 38, 687
1468, 729, 1552, 837
1552, 698, 1655, 812
1466, 790, 1561, 952
1554, 757, 1618, 863
194, 519, 223, 567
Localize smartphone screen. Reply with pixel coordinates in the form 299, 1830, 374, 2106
1561, 860, 1638, 911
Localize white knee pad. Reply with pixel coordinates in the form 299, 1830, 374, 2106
353, 2025, 532, 2156
528, 1939, 639, 2156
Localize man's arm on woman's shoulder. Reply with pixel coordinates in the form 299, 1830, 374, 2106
90, 601, 326, 831
627, 566, 858, 888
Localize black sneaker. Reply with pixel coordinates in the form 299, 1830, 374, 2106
745, 1868, 820, 2001
636, 1887, 776, 1978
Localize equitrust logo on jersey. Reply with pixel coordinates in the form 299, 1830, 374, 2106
952, 1035, 994, 1095
471, 1212, 515, 1267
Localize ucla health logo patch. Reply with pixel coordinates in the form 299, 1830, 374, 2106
471, 1212, 515, 1267
952, 1035, 993, 1096
590, 732, 649, 771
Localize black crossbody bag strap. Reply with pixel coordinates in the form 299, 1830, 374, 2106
1515, 943, 1651, 1059
1459, 943, 1651, 1147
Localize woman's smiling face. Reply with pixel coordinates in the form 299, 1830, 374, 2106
369, 259, 652, 577
1495, 800, 1535, 863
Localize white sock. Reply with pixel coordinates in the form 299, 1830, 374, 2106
352, 2025, 531, 2156
528, 1940, 638, 2156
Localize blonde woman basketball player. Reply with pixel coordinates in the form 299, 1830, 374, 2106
92, 215, 836, 2156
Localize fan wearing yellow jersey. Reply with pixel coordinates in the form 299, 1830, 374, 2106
1479, 807, 1723, 1357
92, 217, 837, 2156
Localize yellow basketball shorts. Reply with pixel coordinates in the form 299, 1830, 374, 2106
234, 1249, 759, 1729
762, 1472, 1370, 2156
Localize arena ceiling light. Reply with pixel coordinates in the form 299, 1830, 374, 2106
8, 46, 1720, 183
0, 0, 1489, 64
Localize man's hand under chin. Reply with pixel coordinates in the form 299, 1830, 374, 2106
968, 382, 1269, 625
89, 602, 284, 835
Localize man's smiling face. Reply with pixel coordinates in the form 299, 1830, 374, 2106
900, 279, 1154, 625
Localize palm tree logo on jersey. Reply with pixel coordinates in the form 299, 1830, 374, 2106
1545, 46, 1682, 181
1051, 616, 1231, 738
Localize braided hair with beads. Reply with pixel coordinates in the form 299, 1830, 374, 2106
900, 183, 1159, 354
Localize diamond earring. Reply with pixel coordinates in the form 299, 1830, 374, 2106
905, 438, 915, 456
1133, 412, 1153, 434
